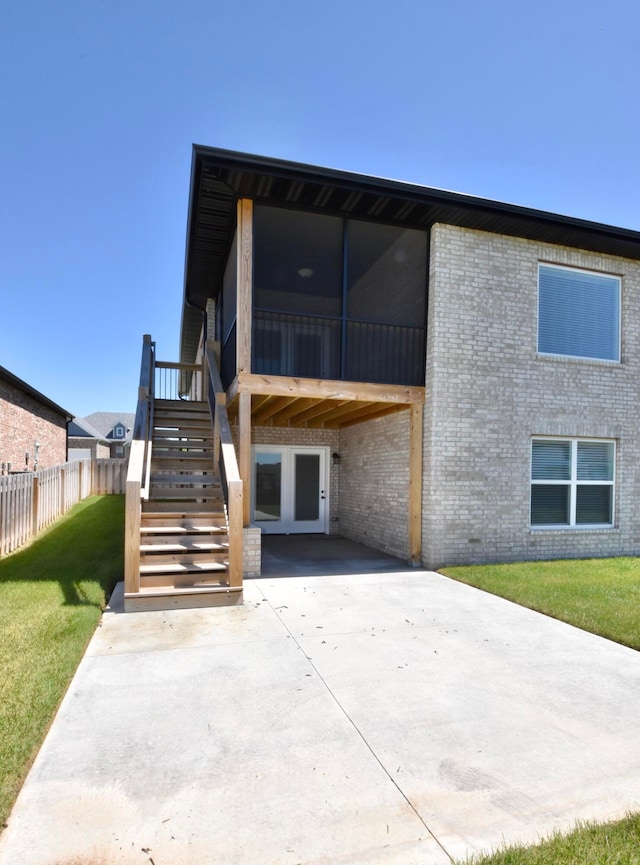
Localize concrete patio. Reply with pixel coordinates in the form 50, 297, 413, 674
1, 562, 639, 865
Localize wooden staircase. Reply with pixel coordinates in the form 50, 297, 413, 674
124, 399, 243, 611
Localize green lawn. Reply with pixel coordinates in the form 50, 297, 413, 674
0, 495, 124, 828
440, 556, 640, 650
459, 813, 640, 864
442, 556, 640, 863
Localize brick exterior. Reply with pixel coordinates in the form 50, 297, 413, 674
338, 412, 411, 560
243, 527, 261, 577
0, 379, 67, 471
67, 438, 111, 460
423, 223, 640, 568
221, 222, 640, 572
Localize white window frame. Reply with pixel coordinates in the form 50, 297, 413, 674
537, 263, 621, 363
530, 437, 615, 529
114, 424, 125, 439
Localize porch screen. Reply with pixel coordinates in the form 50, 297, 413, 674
252, 204, 427, 386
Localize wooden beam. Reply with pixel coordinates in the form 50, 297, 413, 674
236, 199, 253, 375
227, 375, 239, 404
268, 397, 320, 425
335, 403, 406, 428
408, 404, 423, 565
252, 396, 298, 425
284, 399, 351, 426
238, 392, 252, 526
236, 372, 424, 404
252, 394, 272, 412
305, 400, 378, 427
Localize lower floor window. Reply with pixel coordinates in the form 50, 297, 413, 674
531, 438, 615, 527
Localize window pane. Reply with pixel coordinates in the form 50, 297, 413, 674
294, 454, 320, 521
347, 221, 427, 326
577, 441, 614, 481
255, 452, 282, 521
254, 206, 343, 316
538, 265, 620, 361
532, 440, 571, 480
531, 485, 570, 525
576, 486, 612, 524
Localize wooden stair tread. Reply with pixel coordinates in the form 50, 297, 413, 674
150, 475, 219, 484
126, 585, 241, 598
142, 502, 226, 513
140, 560, 228, 574
141, 541, 228, 552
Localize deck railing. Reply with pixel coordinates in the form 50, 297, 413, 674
155, 360, 204, 401
124, 334, 155, 594
205, 343, 243, 587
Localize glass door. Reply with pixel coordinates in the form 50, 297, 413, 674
252, 446, 328, 534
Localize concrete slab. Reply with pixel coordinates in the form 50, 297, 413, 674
1, 570, 640, 865
260, 534, 414, 577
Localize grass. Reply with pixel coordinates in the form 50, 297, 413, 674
458, 813, 640, 864
440, 556, 640, 650
0, 495, 124, 828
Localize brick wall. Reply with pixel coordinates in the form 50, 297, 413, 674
0, 379, 67, 471
424, 223, 640, 568
68, 438, 111, 460
243, 527, 261, 577
338, 411, 411, 560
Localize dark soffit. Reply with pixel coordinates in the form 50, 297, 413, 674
180, 145, 640, 363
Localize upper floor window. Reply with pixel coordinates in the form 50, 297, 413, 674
537, 264, 620, 362
114, 424, 125, 439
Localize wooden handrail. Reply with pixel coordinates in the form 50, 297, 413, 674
125, 334, 155, 594
205, 344, 243, 587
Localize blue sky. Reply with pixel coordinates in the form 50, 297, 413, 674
1, 0, 639, 417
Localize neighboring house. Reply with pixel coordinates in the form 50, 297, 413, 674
67, 417, 112, 461
176, 145, 640, 571
75, 413, 135, 459
0, 365, 71, 472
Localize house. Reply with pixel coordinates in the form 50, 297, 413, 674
0, 365, 71, 472
71, 412, 134, 460
67, 416, 112, 460
124, 145, 640, 609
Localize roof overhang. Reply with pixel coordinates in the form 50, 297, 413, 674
181, 145, 640, 364
0, 365, 73, 420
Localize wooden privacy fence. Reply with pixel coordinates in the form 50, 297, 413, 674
0, 458, 127, 557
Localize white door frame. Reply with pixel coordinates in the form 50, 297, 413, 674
251, 445, 330, 534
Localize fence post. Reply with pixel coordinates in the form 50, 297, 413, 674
32, 475, 39, 537
59, 466, 66, 516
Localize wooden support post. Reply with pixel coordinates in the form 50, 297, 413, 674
236, 198, 253, 375
408, 404, 423, 565
227, 480, 243, 588
124, 440, 144, 595
238, 392, 252, 526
